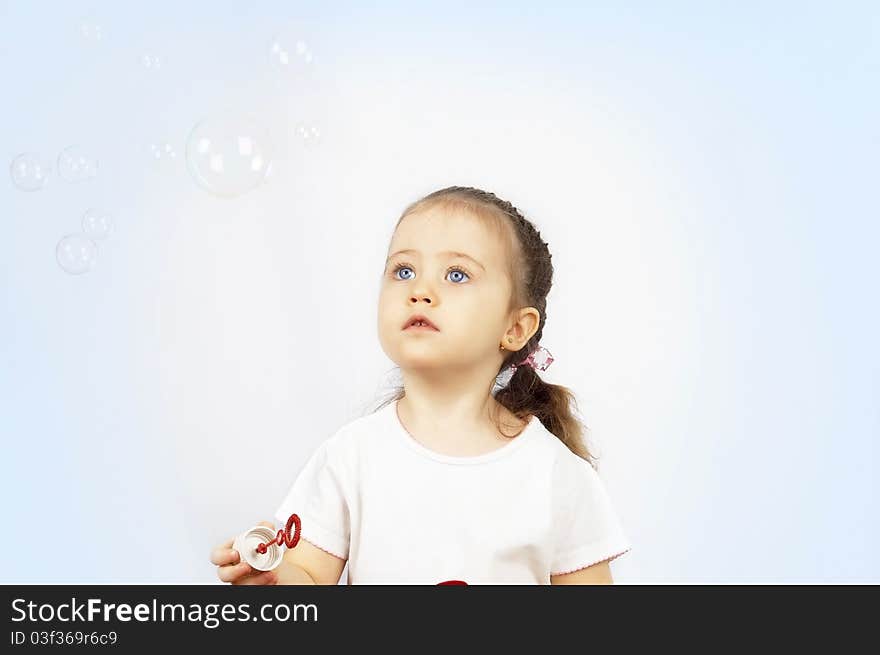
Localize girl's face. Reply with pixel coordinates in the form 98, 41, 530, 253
377, 205, 516, 374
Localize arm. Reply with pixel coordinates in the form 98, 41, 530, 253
274, 559, 317, 585
550, 560, 613, 585
276, 537, 347, 585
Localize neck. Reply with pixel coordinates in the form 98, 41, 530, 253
397, 367, 503, 436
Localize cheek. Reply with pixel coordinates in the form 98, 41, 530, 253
376, 295, 401, 334
467, 291, 504, 317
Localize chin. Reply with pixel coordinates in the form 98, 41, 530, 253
394, 347, 451, 370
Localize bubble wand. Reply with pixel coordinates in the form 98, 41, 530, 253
232, 513, 301, 571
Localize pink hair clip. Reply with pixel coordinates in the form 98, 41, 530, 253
512, 345, 554, 371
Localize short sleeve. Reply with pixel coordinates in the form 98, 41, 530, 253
550, 450, 632, 576
273, 438, 350, 560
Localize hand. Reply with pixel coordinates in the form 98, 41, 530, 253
210, 521, 279, 585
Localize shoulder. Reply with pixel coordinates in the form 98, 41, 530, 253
552, 439, 597, 479
543, 431, 611, 509
525, 418, 596, 482
522, 414, 572, 457
317, 401, 392, 463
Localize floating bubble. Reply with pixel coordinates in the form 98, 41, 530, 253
149, 142, 177, 160
82, 209, 114, 240
10, 153, 52, 191
185, 114, 273, 197
79, 20, 103, 41
58, 146, 98, 182
293, 122, 323, 148
142, 54, 162, 70
57, 234, 98, 275
269, 33, 316, 73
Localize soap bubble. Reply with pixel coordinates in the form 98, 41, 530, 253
293, 122, 323, 148
149, 142, 177, 160
185, 114, 273, 197
57, 234, 98, 275
142, 54, 162, 70
10, 153, 52, 191
269, 34, 315, 69
58, 146, 98, 182
79, 20, 103, 42
82, 209, 114, 240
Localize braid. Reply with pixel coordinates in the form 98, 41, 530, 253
484, 194, 552, 348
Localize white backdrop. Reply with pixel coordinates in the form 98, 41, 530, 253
1, 1, 877, 583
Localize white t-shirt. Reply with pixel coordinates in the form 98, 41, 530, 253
273, 398, 632, 584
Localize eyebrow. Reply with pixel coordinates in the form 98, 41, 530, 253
385, 249, 486, 272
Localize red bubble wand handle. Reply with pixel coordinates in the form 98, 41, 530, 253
256, 513, 301, 554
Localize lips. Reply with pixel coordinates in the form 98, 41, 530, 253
403, 314, 439, 331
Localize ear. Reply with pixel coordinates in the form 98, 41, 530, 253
503, 307, 541, 349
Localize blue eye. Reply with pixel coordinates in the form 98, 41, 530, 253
447, 269, 468, 283
391, 262, 471, 284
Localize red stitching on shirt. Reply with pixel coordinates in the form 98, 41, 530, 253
550, 547, 632, 577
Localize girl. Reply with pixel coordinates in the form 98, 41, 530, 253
211, 186, 632, 584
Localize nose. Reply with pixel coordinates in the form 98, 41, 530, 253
410, 295, 432, 304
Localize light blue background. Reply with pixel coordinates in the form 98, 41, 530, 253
2, 1, 877, 583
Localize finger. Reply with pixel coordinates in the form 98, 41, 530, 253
210, 545, 239, 566
210, 536, 235, 563
216, 563, 241, 583
217, 562, 253, 583
234, 570, 277, 586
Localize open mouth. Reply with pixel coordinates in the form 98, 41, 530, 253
403, 316, 440, 331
